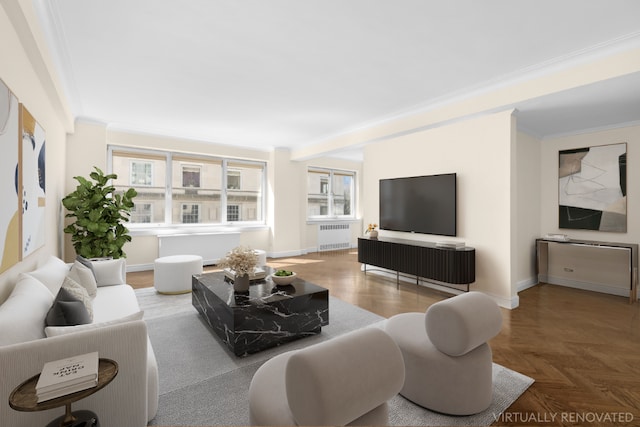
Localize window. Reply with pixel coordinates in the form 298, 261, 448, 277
227, 170, 241, 190
227, 205, 240, 221
182, 165, 201, 188
130, 203, 153, 223
307, 167, 355, 219
113, 151, 167, 223
182, 204, 200, 223
109, 146, 266, 227
226, 161, 264, 222
320, 178, 328, 194
130, 161, 153, 186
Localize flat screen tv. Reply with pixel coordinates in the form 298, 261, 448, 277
379, 173, 456, 236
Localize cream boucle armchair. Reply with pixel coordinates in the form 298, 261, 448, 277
385, 291, 503, 415
249, 327, 405, 426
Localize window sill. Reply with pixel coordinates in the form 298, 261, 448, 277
129, 223, 269, 237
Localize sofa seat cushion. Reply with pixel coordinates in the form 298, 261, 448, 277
92, 284, 140, 323
0, 274, 54, 345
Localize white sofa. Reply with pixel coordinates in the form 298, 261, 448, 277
0, 256, 158, 427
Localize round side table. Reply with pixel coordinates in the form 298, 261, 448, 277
9, 358, 118, 427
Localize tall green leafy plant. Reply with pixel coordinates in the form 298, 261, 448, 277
62, 167, 137, 259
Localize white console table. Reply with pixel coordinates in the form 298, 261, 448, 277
536, 238, 638, 303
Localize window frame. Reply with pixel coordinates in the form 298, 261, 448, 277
307, 167, 356, 220
108, 145, 267, 230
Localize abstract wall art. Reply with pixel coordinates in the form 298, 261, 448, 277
558, 142, 627, 232
0, 79, 20, 273
20, 105, 46, 257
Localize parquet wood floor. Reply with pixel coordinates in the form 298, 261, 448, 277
128, 249, 640, 426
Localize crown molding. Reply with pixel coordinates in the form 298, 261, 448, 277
32, 0, 82, 116
301, 32, 640, 150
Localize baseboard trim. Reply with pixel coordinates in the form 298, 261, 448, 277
541, 274, 631, 298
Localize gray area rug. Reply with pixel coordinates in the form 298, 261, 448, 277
136, 287, 534, 426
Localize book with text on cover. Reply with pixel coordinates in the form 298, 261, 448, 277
224, 267, 266, 281
35, 351, 99, 402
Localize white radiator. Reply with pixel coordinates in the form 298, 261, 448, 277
158, 232, 240, 265
318, 223, 351, 251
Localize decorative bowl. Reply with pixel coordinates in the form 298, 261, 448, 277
270, 271, 297, 286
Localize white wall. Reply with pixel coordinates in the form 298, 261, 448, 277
363, 110, 517, 307
515, 130, 542, 291
0, 4, 69, 303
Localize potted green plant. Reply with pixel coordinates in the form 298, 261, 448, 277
62, 167, 137, 259
270, 269, 297, 286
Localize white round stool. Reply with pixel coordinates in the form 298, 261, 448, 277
254, 249, 267, 267
154, 255, 203, 294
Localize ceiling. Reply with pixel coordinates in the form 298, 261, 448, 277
33, 0, 640, 159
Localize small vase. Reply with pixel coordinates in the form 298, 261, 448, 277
234, 273, 250, 293
369, 230, 378, 239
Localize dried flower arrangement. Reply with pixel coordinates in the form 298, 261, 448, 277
218, 246, 258, 276
365, 223, 378, 234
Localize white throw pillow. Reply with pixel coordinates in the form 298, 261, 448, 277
26, 256, 69, 296
90, 258, 127, 287
67, 260, 98, 298
61, 276, 94, 321
0, 274, 54, 345
44, 311, 144, 337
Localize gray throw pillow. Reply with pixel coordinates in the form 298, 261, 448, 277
45, 287, 92, 327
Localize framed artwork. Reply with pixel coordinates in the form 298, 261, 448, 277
20, 105, 46, 257
558, 142, 627, 232
0, 79, 20, 273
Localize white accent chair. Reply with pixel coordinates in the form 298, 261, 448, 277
248, 327, 405, 426
385, 291, 503, 415
153, 255, 203, 294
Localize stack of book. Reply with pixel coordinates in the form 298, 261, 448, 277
435, 241, 466, 249
224, 267, 266, 282
543, 233, 570, 241
35, 351, 99, 402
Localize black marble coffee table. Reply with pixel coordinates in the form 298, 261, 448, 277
192, 269, 329, 356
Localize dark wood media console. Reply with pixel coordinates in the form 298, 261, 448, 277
357, 237, 475, 291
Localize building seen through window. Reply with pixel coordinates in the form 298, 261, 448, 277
307, 167, 355, 219
110, 147, 265, 226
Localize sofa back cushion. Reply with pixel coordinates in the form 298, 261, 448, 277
0, 274, 54, 345
26, 256, 69, 296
